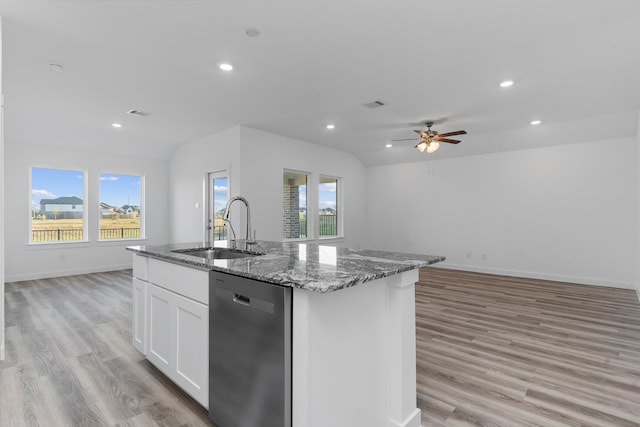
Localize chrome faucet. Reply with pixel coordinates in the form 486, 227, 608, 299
222, 196, 255, 248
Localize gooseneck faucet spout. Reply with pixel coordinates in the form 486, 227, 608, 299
222, 196, 255, 248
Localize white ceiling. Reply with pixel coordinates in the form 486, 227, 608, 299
1, 0, 639, 166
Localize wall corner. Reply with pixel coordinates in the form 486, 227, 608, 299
637, 108, 640, 297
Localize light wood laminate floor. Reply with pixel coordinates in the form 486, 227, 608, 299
417, 268, 640, 427
1, 269, 639, 426
1, 270, 216, 427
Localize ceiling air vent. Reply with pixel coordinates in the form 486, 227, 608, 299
127, 109, 150, 117
363, 100, 385, 109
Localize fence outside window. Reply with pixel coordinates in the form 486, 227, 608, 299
213, 225, 228, 240
31, 228, 142, 242
298, 215, 338, 239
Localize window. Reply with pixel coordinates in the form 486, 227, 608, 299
283, 171, 308, 239
31, 167, 86, 243
319, 176, 340, 238
99, 173, 143, 240
208, 171, 229, 241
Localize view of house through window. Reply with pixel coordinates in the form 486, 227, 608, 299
31, 167, 86, 243
319, 176, 339, 238
283, 171, 308, 239
99, 173, 143, 240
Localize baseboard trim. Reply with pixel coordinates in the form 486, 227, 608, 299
4, 263, 132, 283
389, 408, 421, 427
433, 263, 635, 290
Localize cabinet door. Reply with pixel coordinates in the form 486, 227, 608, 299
174, 294, 209, 408
147, 283, 174, 375
132, 278, 147, 355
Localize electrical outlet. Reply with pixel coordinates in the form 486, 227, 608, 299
481, 253, 487, 261
466, 251, 472, 258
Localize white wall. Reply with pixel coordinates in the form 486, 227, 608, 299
169, 126, 241, 243
365, 137, 638, 289
4, 144, 170, 282
169, 126, 368, 248
1, 16, 5, 360
637, 110, 640, 297
238, 127, 367, 247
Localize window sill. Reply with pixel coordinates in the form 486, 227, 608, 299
27, 240, 90, 250
283, 237, 315, 243
282, 236, 346, 245
27, 238, 147, 249
319, 236, 344, 243
98, 238, 147, 246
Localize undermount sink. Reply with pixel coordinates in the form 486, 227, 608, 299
172, 247, 263, 260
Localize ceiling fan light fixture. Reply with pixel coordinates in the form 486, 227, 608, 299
406, 121, 466, 153
426, 141, 440, 153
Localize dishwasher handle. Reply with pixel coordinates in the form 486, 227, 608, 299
214, 287, 275, 314
233, 293, 250, 306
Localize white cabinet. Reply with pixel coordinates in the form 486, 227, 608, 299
133, 254, 148, 281
132, 254, 149, 355
147, 283, 173, 372
132, 278, 148, 355
139, 257, 210, 408
173, 292, 208, 404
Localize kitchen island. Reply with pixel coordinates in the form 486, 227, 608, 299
127, 240, 444, 427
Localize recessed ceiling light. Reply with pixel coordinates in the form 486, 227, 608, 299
127, 109, 149, 117
385, 144, 393, 148
500, 80, 514, 88
112, 123, 122, 128
246, 28, 260, 37
219, 63, 233, 71
326, 124, 335, 130
530, 120, 542, 125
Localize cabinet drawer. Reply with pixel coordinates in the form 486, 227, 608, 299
148, 258, 209, 304
133, 254, 148, 281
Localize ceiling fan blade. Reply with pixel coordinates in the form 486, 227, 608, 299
437, 130, 467, 137
436, 138, 461, 144
391, 138, 420, 142
413, 130, 428, 138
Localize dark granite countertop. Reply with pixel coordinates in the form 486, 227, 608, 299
126, 240, 445, 293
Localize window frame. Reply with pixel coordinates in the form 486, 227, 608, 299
29, 166, 89, 245
207, 170, 229, 243
98, 172, 145, 241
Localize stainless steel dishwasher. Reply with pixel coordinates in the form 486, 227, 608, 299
209, 272, 292, 427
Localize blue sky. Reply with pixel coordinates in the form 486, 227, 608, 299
213, 177, 228, 213
319, 181, 337, 210
298, 181, 337, 211
31, 168, 141, 209
99, 173, 141, 207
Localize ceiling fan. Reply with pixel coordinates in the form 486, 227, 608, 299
393, 121, 467, 153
